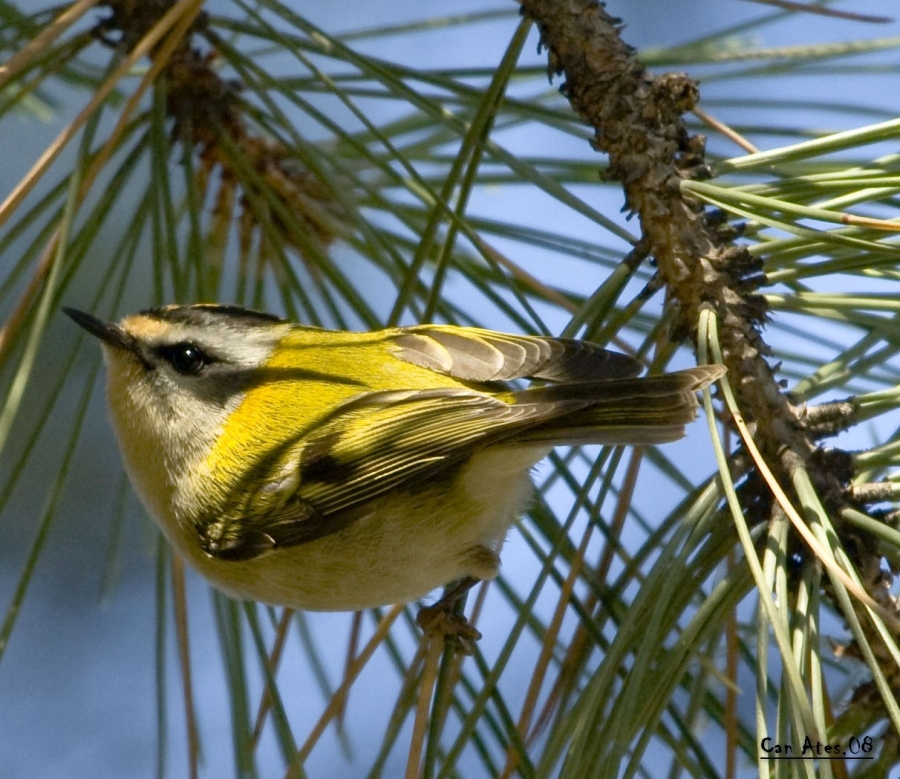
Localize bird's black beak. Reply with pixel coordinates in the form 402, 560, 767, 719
64, 307, 135, 353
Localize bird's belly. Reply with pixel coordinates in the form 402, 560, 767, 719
184, 444, 550, 610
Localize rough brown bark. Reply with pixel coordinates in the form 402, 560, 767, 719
520, 0, 899, 730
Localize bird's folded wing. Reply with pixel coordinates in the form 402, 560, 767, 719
391, 326, 643, 382
199, 386, 579, 559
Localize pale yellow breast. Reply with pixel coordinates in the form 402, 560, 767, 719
178, 443, 550, 610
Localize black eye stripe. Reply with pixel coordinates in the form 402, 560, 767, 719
155, 342, 214, 375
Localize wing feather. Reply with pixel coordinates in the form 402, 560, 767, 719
392, 326, 642, 382
294, 389, 549, 514
199, 365, 723, 560
199, 387, 584, 559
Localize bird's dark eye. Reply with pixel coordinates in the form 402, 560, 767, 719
156, 342, 213, 375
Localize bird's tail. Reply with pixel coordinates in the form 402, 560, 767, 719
517, 365, 725, 446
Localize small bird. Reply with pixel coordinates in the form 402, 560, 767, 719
66, 304, 723, 612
